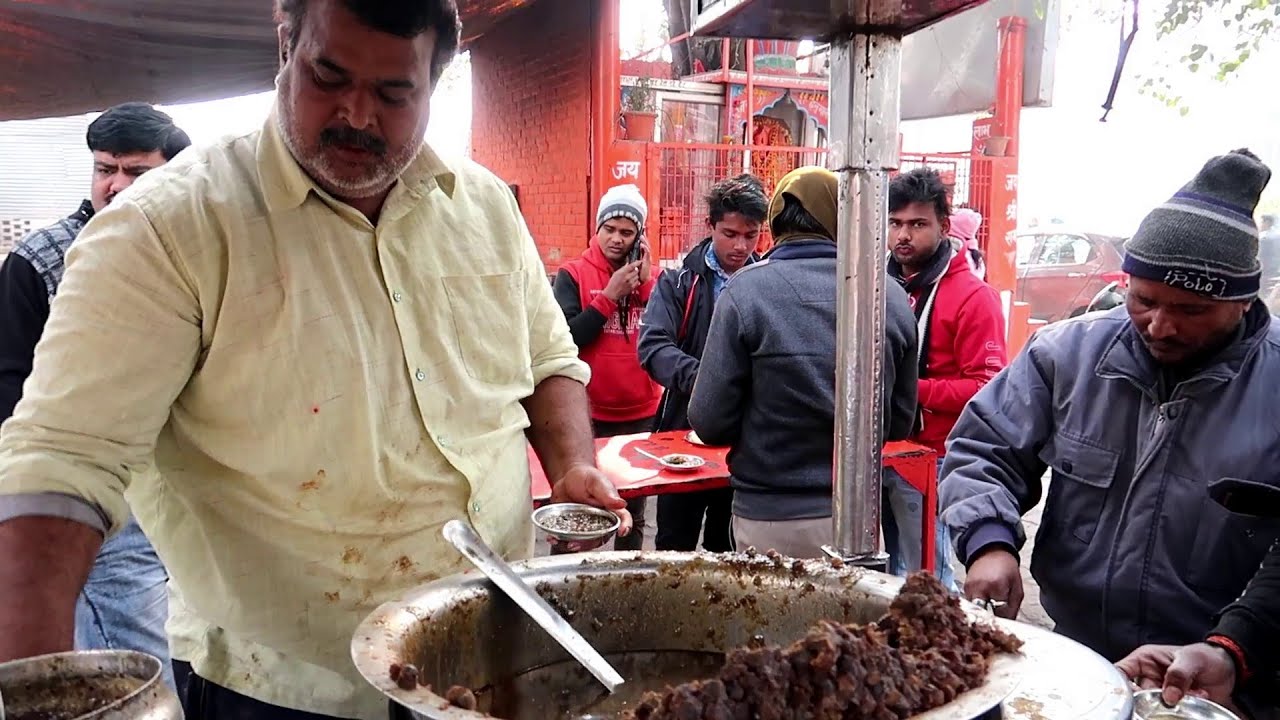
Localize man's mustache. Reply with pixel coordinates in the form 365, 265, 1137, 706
320, 126, 387, 155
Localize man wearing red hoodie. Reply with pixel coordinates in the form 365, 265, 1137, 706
553, 184, 663, 550
885, 168, 1008, 587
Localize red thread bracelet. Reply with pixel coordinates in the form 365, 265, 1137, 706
1205, 634, 1252, 683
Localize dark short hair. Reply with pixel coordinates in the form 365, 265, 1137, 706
889, 167, 951, 222
86, 103, 191, 161
770, 194, 832, 240
707, 173, 769, 226
276, 0, 461, 85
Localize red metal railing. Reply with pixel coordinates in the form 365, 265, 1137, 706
651, 144, 994, 264
901, 151, 994, 254
651, 142, 828, 262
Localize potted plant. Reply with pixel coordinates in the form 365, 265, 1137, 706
621, 77, 658, 142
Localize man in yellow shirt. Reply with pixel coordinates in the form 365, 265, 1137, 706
0, 1, 628, 718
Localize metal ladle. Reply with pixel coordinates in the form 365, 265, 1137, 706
442, 519, 624, 693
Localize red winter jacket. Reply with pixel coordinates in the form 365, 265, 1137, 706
559, 243, 662, 423
907, 251, 1008, 456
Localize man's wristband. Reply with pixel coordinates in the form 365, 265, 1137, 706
1205, 634, 1251, 685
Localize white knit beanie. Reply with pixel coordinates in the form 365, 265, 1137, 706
596, 184, 648, 232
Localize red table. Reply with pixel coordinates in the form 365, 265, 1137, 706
527, 430, 938, 571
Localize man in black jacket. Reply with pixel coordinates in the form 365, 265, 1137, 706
638, 174, 768, 552
687, 166, 918, 557
0, 102, 189, 688
1116, 542, 1280, 720
1117, 486, 1280, 719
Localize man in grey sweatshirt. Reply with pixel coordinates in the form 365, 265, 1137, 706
687, 166, 919, 557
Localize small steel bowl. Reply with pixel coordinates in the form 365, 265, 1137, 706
532, 503, 621, 552
659, 453, 706, 472
1132, 689, 1241, 720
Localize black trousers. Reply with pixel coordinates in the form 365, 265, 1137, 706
589, 416, 654, 552
654, 487, 734, 552
174, 661, 415, 719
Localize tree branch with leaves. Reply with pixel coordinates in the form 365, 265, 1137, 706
1136, 0, 1277, 114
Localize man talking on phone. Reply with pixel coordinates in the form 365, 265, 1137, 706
553, 184, 663, 550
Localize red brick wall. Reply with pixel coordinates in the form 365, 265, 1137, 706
470, 0, 592, 272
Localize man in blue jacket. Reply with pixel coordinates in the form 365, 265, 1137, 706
939, 149, 1280, 670
638, 174, 767, 552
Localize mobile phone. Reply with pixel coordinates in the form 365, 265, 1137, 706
626, 237, 645, 265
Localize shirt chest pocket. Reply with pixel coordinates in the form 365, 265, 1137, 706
1038, 432, 1120, 546
1186, 477, 1280, 602
441, 272, 531, 386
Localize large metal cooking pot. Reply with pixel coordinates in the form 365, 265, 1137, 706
352, 552, 1134, 720
0, 650, 181, 720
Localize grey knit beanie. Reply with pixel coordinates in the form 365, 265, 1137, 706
1122, 148, 1272, 300
596, 184, 648, 233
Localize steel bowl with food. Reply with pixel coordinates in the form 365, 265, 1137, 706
1132, 689, 1242, 720
532, 503, 621, 552
0, 650, 181, 720
657, 453, 704, 472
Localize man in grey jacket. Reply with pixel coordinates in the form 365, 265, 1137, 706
688, 166, 918, 557
940, 149, 1280, 668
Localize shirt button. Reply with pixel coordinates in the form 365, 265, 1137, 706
415, 369, 426, 381
437, 434, 450, 447
392, 291, 403, 303
472, 502, 481, 513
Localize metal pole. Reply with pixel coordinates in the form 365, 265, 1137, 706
822, 32, 902, 568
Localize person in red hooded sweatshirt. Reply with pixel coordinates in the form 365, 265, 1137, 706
884, 168, 1008, 588
553, 184, 663, 550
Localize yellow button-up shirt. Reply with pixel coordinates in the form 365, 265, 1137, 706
0, 113, 588, 718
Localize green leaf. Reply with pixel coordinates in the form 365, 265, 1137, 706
1189, 62, 1200, 71
1179, 105, 1191, 116
1188, 43, 1209, 60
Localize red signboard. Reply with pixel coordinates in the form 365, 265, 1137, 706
971, 116, 995, 155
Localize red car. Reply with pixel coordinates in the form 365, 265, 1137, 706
1015, 228, 1128, 323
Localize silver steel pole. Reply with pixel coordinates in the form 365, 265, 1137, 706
823, 32, 902, 567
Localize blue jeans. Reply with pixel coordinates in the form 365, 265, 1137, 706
75, 514, 173, 689
881, 465, 957, 591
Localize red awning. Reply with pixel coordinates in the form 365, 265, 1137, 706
0, 0, 537, 121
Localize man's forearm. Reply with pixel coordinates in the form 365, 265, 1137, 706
0, 516, 101, 661
522, 375, 597, 485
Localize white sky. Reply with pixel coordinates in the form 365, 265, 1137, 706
148, 0, 1280, 236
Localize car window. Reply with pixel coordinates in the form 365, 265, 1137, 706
1016, 236, 1039, 266
1023, 234, 1095, 266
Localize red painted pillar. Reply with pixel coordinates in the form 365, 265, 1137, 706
590, 0, 621, 231
744, 41, 756, 158
984, 16, 1027, 347
992, 16, 1026, 158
